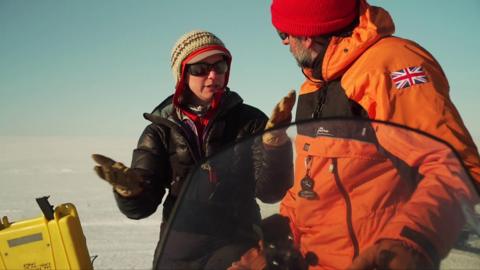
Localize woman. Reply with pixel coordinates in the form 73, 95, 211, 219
92, 30, 292, 269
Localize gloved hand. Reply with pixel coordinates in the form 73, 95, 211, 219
347, 240, 433, 270
92, 154, 150, 197
262, 90, 296, 147
227, 241, 266, 270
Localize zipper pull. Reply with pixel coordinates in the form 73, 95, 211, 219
201, 163, 218, 184
329, 163, 335, 173
299, 155, 318, 200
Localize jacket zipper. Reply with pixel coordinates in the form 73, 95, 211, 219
313, 85, 328, 118
331, 158, 359, 260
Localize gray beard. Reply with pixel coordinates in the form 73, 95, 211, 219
293, 46, 315, 69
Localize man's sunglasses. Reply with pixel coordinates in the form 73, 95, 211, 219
277, 30, 289, 41
187, 60, 228, 77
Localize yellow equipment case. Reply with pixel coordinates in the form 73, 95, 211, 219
0, 196, 93, 270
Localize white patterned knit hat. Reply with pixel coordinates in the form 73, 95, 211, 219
170, 30, 231, 83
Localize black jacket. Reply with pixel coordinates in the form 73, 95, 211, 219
114, 89, 291, 225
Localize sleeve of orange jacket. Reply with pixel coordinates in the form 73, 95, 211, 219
367, 51, 480, 261
374, 123, 479, 263
372, 48, 480, 188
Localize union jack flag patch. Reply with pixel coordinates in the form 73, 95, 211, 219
390, 66, 428, 89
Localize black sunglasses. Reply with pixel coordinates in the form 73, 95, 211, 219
277, 30, 289, 41
187, 60, 228, 77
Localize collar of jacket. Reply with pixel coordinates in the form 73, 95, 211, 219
302, 0, 395, 85
177, 90, 223, 132
143, 87, 244, 125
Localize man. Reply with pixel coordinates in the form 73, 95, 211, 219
230, 0, 480, 269
271, 0, 480, 181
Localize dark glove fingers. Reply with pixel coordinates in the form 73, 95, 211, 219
92, 154, 116, 167
109, 167, 121, 184
105, 162, 128, 185
93, 161, 141, 191
104, 166, 117, 184
94, 166, 107, 180
94, 166, 121, 188
100, 165, 124, 186
92, 154, 119, 185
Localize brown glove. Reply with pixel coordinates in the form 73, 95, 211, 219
92, 154, 150, 197
262, 90, 296, 147
347, 240, 433, 270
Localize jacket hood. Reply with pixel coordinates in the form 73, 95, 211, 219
303, 0, 395, 82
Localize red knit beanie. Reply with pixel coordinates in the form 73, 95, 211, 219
271, 0, 358, 36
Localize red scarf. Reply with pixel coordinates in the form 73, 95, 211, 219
179, 91, 223, 138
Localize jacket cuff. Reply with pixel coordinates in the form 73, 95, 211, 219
113, 188, 159, 219
378, 225, 440, 268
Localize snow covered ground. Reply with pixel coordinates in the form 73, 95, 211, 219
1, 136, 479, 269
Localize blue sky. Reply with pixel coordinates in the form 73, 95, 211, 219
1, 0, 479, 142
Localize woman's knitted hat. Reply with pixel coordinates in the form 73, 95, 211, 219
271, 0, 358, 36
170, 30, 231, 83
170, 30, 232, 106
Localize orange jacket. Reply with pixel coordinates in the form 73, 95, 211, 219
298, 0, 480, 185
282, 121, 476, 269
280, 1, 480, 269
